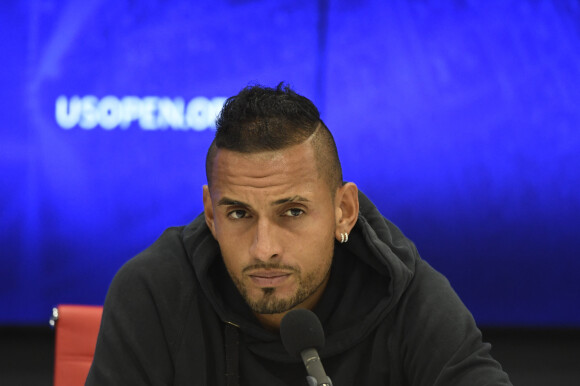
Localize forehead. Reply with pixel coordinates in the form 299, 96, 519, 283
209, 142, 324, 196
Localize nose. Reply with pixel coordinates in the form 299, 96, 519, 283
249, 218, 281, 261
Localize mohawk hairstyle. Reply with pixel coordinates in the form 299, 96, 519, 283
206, 83, 343, 190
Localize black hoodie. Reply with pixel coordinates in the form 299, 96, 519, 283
87, 192, 512, 385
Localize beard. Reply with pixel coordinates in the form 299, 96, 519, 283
230, 261, 332, 314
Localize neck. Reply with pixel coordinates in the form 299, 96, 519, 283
254, 312, 286, 332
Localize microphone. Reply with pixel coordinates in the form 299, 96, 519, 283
280, 309, 333, 386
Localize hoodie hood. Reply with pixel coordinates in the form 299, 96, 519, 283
182, 190, 418, 361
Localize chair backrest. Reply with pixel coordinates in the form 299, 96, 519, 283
52, 304, 103, 386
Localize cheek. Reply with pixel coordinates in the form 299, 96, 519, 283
297, 229, 335, 269
214, 227, 246, 271
298, 208, 335, 242
220, 248, 244, 280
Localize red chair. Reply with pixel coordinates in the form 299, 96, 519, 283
51, 304, 103, 386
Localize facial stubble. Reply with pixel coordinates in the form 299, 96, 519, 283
230, 259, 333, 315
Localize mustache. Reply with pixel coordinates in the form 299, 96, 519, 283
242, 262, 300, 273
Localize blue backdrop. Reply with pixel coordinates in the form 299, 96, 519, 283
1, 0, 579, 326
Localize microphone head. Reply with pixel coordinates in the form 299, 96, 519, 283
280, 308, 325, 358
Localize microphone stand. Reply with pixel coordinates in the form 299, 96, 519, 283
301, 348, 333, 386
305, 376, 333, 386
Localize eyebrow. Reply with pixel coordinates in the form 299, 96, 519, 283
271, 195, 310, 206
216, 195, 310, 207
216, 197, 248, 207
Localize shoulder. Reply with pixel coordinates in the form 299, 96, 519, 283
106, 225, 202, 333
113, 226, 193, 292
392, 260, 511, 385
395, 259, 477, 346
89, 226, 202, 384
101, 225, 209, 351
403, 259, 462, 310
123, 225, 191, 270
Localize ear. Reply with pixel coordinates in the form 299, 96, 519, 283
334, 182, 359, 239
202, 185, 217, 238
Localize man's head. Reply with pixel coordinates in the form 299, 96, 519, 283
202, 83, 359, 329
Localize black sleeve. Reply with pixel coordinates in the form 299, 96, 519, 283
86, 255, 176, 385
85, 226, 199, 386
394, 259, 513, 386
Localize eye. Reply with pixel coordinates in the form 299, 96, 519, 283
283, 208, 305, 217
228, 209, 249, 219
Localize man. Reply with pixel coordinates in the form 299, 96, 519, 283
87, 84, 512, 385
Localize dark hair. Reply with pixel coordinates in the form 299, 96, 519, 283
205, 83, 343, 190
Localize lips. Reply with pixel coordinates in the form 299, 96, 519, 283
247, 270, 292, 287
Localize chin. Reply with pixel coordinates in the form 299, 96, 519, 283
248, 289, 299, 314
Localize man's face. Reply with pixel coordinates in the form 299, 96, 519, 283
203, 141, 338, 315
